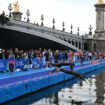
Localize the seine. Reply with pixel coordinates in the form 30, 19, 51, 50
4, 68, 105, 105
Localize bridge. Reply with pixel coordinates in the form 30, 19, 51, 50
0, 1, 90, 51
3, 0, 105, 52
0, 18, 87, 51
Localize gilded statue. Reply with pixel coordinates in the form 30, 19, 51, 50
97, 0, 104, 4
13, 1, 19, 12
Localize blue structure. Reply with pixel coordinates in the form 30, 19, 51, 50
0, 59, 105, 104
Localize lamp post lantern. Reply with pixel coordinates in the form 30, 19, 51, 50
26, 9, 30, 22
52, 18, 55, 29
8, 3, 12, 17
41, 14, 44, 26
88, 24, 93, 35
62, 21, 65, 31
77, 27, 80, 35
70, 24, 73, 34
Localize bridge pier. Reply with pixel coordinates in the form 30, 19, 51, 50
82, 42, 84, 51
77, 42, 79, 49
74, 41, 76, 47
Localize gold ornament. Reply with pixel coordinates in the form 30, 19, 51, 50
13, 1, 19, 12
97, 0, 104, 4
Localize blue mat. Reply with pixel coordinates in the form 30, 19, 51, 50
0, 60, 104, 87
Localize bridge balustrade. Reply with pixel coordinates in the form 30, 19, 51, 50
1, 19, 85, 51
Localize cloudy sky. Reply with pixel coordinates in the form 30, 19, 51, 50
0, 0, 98, 35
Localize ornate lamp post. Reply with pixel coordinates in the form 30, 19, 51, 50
52, 18, 55, 29
62, 21, 65, 31
26, 9, 30, 22
88, 24, 93, 35
70, 24, 73, 34
77, 27, 80, 35
8, 3, 12, 17
41, 14, 44, 26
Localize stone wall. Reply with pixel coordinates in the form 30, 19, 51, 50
96, 40, 105, 51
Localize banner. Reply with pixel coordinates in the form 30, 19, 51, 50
15, 59, 25, 70
0, 59, 7, 71
32, 58, 39, 68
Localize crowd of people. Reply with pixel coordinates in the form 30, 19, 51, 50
0, 48, 105, 73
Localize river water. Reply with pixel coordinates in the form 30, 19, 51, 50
4, 68, 105, 105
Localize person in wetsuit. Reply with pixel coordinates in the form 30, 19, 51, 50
49, 62, 86, 82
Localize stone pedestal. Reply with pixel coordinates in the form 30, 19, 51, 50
12, 12, 23, 21
94, 3, 105, 51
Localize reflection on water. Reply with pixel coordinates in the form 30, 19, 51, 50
4, 68, 105, 105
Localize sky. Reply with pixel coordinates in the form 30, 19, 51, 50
0, 0, 98, 35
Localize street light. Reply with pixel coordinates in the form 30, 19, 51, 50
77, 27, 80, 35
52, 18, 55, 29
8, 3, 12, 17
88, 24, 93, 35
70, 24, 73, 34
62, 21, 65, 31
41, 14, 44, 26
26, 9, 30, 22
